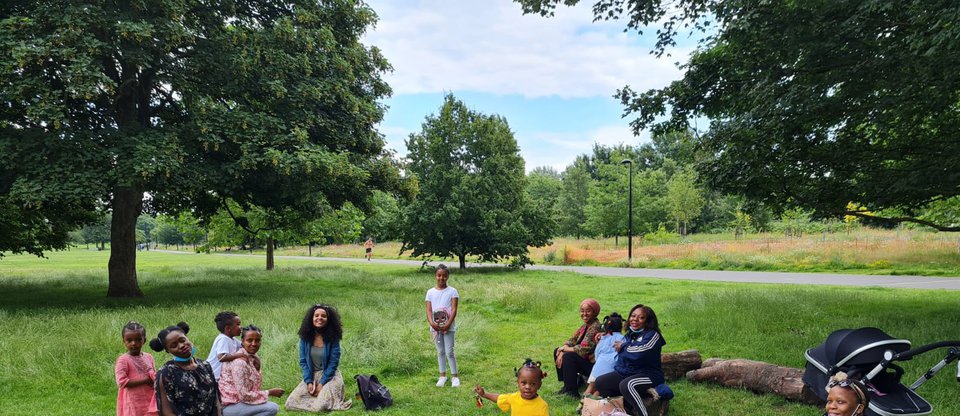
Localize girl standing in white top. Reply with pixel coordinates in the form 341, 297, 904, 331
425, 264, 460, 387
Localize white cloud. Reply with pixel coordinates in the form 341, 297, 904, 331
378, 126, 412, 154
518, 124, 653, 172
365, 0, 688, 99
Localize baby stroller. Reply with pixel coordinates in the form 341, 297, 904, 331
803, 327, 960, 416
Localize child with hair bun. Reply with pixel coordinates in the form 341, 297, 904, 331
150, 321, 221, 415
115, 321, 158, 416
474, 359, 550, 416
584, 312, 625, 398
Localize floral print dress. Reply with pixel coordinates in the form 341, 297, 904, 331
155, 359, 221, 415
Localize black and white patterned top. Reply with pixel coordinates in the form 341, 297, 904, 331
155, 359, 221, 415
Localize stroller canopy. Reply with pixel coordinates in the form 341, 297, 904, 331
813, 327, 912, 369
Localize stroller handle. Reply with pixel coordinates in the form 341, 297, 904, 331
895, 341, 960, 361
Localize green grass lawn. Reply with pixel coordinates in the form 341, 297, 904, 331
173, 228, 960, 277
2, 249, 959, 415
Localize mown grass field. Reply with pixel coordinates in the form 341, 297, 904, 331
2, 249, 959, 415
248, 228, 960, 276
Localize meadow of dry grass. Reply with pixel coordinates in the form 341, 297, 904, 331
250, 228, 960, 275
533, 228, 960, 275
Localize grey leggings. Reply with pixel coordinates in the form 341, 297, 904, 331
434, 330, 458, 374
223, 401, 279, 416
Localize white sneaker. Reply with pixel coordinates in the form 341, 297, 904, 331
451, 377, 461, 387
436, 376, 447, 387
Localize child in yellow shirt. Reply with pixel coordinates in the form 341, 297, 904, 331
474, 359, 549, 416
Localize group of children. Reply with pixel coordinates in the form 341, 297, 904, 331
115, 311, 282, 416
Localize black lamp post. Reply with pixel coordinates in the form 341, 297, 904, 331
620, 159, 633, 262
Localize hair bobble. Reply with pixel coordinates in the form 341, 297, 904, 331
514, 358, 548, 379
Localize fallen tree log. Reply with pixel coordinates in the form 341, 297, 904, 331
662, 349, 702, 380
686, 358, 821, 405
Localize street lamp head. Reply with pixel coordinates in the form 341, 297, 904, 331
620, 159, 633, 165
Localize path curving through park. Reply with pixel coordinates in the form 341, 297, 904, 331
157, 251, 960, 290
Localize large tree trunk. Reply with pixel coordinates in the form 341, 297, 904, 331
458, 252, 466, 270
686, 358, 821, 405
266, 236, 275, 270
107, 187, 144, 297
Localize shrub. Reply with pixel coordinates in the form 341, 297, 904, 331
644, 224, 681, 245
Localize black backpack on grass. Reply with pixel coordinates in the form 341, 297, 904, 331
354, 374, 393, 410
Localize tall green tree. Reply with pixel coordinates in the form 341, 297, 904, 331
584, 163, 627, 240
516, 0, 960, 231
664, 168, 704, 235
135, 214, 156, 248
635, 130, 697, 170
585, 161, 669, 239
361, 190, 403, 242
0, 1, 396, 296
401, 95, 553, 269
153, 216, 184, 249
557, 163, 591, 238
173, 212, 206, 250
80, 213, 112, 251
527, 166, 562, 235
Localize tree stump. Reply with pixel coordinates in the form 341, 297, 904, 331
686, 358, 820, 405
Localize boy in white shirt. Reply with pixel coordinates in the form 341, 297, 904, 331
205, 311, 243, 380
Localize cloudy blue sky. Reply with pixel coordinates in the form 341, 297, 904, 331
364, 0, 695, 172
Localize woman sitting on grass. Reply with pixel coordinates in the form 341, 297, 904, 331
150, 321, 221, 416
593, 304, 665, 416
553, 298, 603, 398
285, 304, 352, 412
219, 325, 284, 416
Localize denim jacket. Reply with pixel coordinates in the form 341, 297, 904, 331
298, 337, 341, 385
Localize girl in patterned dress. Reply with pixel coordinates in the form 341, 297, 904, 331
115, 321, 158, 416
219, 324, 284, 416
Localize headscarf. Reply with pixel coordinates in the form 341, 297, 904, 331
580, 298, 601, 318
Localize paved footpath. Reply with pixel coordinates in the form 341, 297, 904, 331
188, 251, 960, 290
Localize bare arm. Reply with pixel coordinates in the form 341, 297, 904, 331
217, 351, 244, 363
441, 297, 458, 332
425, 301, 440, 331
473, 385, 500, 403
157, 379, 175, 416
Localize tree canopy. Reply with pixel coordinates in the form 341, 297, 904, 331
0, 0, 398, 296
401, 95, 553, 269
517, 0, 960, 230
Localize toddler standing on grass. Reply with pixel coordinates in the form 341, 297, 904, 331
115, 321, 158, 416
206, 311, 243, 381
426, 264, 460, 387
584, 313, 625, 397
474, 359, 550, 416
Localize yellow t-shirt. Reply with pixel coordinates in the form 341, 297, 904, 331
496, 392, 550, 416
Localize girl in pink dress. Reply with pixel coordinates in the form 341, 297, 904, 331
115, 321, 158, 416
